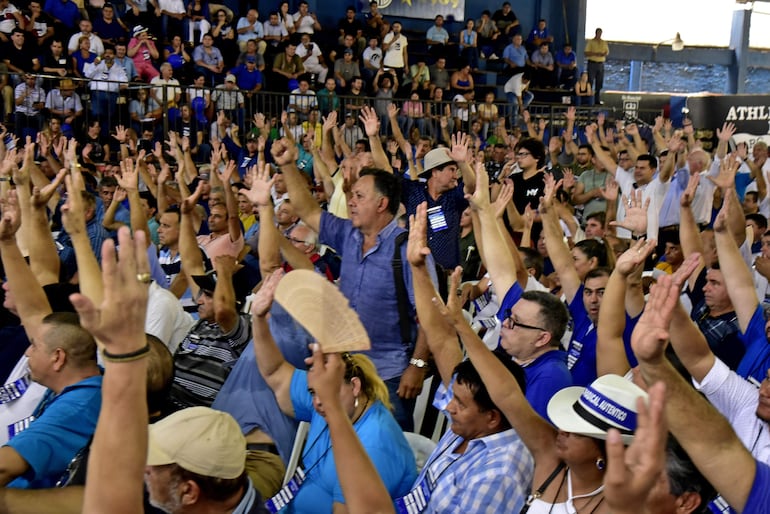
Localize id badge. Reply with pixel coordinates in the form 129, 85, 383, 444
265, 468, 306, 513
395, 478, 432, 514
427, 206, 448, 232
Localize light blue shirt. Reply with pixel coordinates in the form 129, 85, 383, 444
426, 26, 449, 45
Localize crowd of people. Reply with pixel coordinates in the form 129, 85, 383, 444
0, 1, 765, 514
0, 0, 611, 166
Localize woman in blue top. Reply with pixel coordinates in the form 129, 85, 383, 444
251, 270, 417, 513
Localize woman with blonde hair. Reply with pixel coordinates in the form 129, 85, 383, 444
250, 271, 416, 513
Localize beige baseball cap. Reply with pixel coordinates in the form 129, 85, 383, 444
146, 407, 246, 479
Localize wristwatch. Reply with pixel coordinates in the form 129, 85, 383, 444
409, 358, 428, 369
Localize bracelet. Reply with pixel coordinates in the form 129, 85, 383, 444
102, 343, 151, 363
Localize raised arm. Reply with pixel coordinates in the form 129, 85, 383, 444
76, 228, 150, 514
272, 138, 322, 232
633, 274, 757, 514
251, 270, 296, 417
596, 238, 656, 377
306, 347, 395, 514
360, 106, 390, 171
588, 125, 620, 176
211, 255, 239, 333
62, 173, 106, 316
178, 181, 206, 298
0, 190, 51, 344
449, 132, 476, 194
435, 268, 560, 465
539, 174, 581, 302
664, 254, 718, 382
678, 173, 705, 291
218, 160, 244, 244
118, 156, 151, 246
407, 202, 463, 386
27, 169, 67, 286
713, 193, 757, 332
709, 155, 746, 247
466, 161, 517, 297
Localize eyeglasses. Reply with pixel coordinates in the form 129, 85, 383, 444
288, 236, 306, 244
503, 312, 546, 331
516, 151, 531, 158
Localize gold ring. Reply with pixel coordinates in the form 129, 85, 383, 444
136, 273, 152, 284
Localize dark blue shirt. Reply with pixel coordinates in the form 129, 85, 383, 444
402, 180, 467, 269
736, 304, 770, 384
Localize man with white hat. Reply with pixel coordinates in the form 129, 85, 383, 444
401, 137, 475, 271
145, 407, 269, 513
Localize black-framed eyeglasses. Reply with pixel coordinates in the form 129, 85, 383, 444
516, 151, 531, 158
503, 310, 545, 331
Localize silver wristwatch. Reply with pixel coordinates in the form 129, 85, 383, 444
409, 358, 428, 369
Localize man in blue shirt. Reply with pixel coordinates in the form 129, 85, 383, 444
0, 313, 101, 489
271, 137, 434, 431
402, 143, 475, 271
426, 14, 449, 59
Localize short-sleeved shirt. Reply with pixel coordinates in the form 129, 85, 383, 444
497, 282, 573, 420
169, 314, 251, 409
236, 17, 264, 43
6, 375, 102, 489
402, 180, 467, 269
383, 32, 407, 68
510, 170, 546, 214
584, 38, 609, 63
688, 269, 745, 371
576, 169, 609, 219
746, 461, 770, 513
736, 304, 770, 384
567, 285, 639, 387
288, 370, 416, 512
196, 232, 244, 262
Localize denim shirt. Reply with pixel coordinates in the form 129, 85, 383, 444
319, 212, 433, 380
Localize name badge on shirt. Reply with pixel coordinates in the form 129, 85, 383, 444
427, 206, 448, 232
58, 58, 67, 65
395, 478, 432, 514
7, 415, 34, 439
567, 340, 583, 370
0, 374, 30, 404
265, 468, 306, 513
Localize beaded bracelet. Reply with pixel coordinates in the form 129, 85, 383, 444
102, 343, 151, 363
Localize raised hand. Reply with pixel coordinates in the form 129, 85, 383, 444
181, 180, 205, 214
604, 381, 667, 514
670, 253, 702, 290
305, 344, 346, 411
32, 168, 67, 209
561, 168, 576, 192
359, 105, 380, 137
322, 111, 337, 132
680, 173, 700, 208
597, 112, 605, 126
466, 160, 491, 211
69, 227, 150, 351
387, 102, 398, 120
538, 172, 562, 213
243, 163, 274, 207
448, 132, 470, 162
270, 138, 298, 166
600, 175, 619, 202
610, 189, 649, 235
625, 123, 639, 136
118, 158, 140, 191
614, 238, 656, 277
708, 153, 740, 190
565, 106, 576, 122
432, 267, 471, 328
251, 269, 283, 317
716, 121, 736, 143
61, 174, 87, 236
0, 189, 20, 241
113, 125, 128, 143
492, 179, 513, 219
631, 274, 679, 363
218, 159, 236, 184
406, 202, 431, 267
